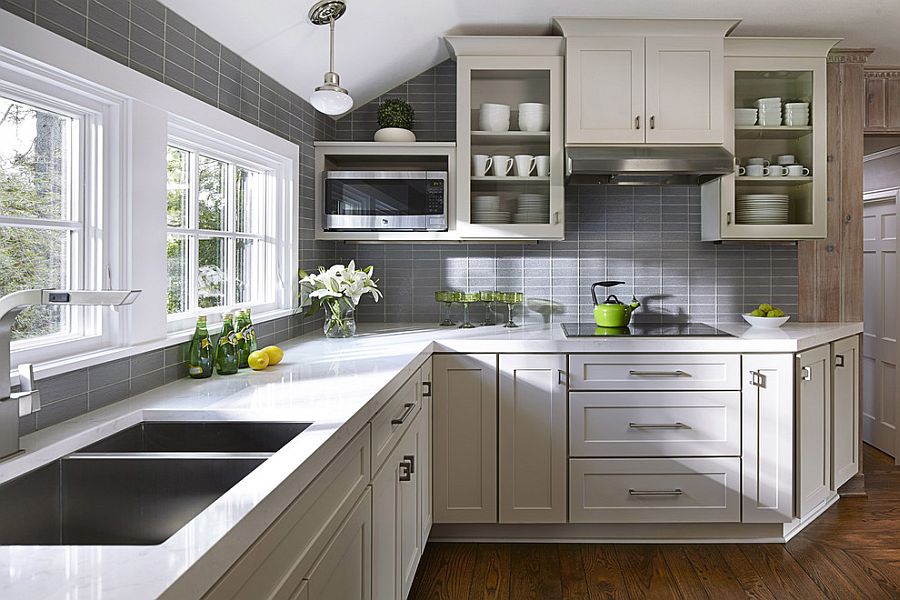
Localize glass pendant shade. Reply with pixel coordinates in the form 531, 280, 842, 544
310, 73, 353, 115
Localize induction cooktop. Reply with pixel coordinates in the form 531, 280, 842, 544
561, 322, 734, 337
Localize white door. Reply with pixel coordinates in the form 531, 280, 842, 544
644, 36, 724, 144
863, 194, 898, 458
565, 36, 645, 144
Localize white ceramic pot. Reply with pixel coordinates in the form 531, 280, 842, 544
374, 127, 416, 142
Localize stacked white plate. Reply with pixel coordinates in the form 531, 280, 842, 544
757, 97, 782, 127
734, 108, 758, 126
472, 195, 512, 224
784, 102, 810, 126
514, 193, 550, 224
736, 194, 790, 225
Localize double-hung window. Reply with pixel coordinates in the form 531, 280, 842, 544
165, 124, 291, 332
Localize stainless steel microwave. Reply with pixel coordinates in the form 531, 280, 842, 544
322, 171, 448, 231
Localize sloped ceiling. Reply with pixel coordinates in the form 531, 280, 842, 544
158, 0, 900, 113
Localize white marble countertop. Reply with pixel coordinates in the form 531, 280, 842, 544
0, 321, 863, 599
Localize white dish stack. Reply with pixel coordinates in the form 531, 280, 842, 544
736, 194, 790, 224
734, 108, 758, 126
784, 102, 810, 126
472, 195, 511, 224
756, 97, 782, 127
479, 103, 511, 132
513, 193, 550, 224
517, 103, 550, 132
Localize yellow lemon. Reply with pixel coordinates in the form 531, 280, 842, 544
262, 345, 284, 365
248, 350, 270, 371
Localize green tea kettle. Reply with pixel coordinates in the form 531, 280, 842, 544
591, 281, 641, 327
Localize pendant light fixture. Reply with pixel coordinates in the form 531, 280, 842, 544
308, 0, 353, 115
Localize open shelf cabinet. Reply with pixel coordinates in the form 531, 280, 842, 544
702, 39, 837, 241
447, 37, 565, 240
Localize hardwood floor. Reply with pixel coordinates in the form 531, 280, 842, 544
409, 444, 900, 599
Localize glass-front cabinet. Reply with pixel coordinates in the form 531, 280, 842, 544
446, 37, 565, 240
701, 38, 838, 241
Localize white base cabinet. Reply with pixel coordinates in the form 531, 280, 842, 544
832, 336, 860, 488
499, 354, 567, 523
306, 489, 372, 600
797, 345, 832, 517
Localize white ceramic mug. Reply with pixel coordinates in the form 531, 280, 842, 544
747, 157, 770, 167
786, 164, 811, 177
767, 164, 788, 177
479, 103, 511, 132
514, 154, 536, 176
535, 155, 551, 177
735, 165, 747, 176
746, 164, 768, 177
776, 154, 796, 165
490, 155, 514, 177
472, 154, 493, 176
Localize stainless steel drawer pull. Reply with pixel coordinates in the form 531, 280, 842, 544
628, 488, 683, 497
422, 381, 432, 397
391, 402, 416, 425
628, 370, 691, 378
801, 366, 812, 381
404, 454, 415, 474
835, 354, 845, 368
399, 459, 412, 482
635, 115, 641, 129
628, 422, 691, 430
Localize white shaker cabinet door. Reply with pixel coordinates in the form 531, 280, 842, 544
305, 489, 372, 600
832, 336, 860, 488
742, 354, 795, 523
418, 358, 433, 547
644, 36, 724, 144
499, 354, 567, 523
433, 354, 498, 523
797, 345, 832, 517
565, 36, 645, 144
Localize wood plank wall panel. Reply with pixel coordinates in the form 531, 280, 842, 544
798, 49, 872, 323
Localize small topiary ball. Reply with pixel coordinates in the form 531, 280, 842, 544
377, 99, 415, 130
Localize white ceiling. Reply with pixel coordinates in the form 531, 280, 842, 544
159, 0, 900, 112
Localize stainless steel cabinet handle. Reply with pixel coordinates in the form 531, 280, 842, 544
391, 402, 416, 425
628, 370, 691, 378
649, 115, 656, 129
422, 381, 432, 397
399, 459, 412, 482
801, 366, 812, 381
404, 454, 415, 474
558, 369, 567, 385
835, 354, 845, 368
726, 212, 732, 225
635, 115, 641, 129
629, 422, 691, 430
629, 488, 683, 496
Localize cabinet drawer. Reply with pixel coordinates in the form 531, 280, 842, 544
371, 374, 420, 474
569, 391, 740, 457
569, 457, 741, 523
568, 354, 740, 390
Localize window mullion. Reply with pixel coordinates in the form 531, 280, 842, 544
190, 150, 200, 314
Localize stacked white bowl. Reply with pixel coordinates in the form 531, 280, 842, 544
479, 103, 511, 132
513, 193, 550, 224
472, 195, 511, 224
517, 103, 550, 132
734, 108, 758, 126
784, 102, 810, 126
756, 97, 782, 127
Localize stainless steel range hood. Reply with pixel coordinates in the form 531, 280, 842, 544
566, 146, 735, 185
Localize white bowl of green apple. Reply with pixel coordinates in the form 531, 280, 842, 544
742, 304, 790, 328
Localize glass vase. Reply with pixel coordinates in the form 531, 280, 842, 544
323, 302, 357, 338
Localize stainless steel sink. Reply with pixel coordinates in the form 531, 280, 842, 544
0, 421, 313, 545
78, 421, 312, 453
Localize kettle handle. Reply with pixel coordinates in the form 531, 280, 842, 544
591, 281, 624, 305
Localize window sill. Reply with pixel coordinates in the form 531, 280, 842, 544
9, 307, 298, 387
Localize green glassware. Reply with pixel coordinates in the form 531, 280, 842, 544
235, 309, 257, 368
215, 312, 239, 375
480, 290, 497, 326
458, 292, 480, 329
501, 291, 524, 328
435, 290, 456, 326
188, 315, 213, 379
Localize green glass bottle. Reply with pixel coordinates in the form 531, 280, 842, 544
215, 312, 239, 375
188, 315, 213, 379
240, 308, 257, 368
234, 310, 248, 369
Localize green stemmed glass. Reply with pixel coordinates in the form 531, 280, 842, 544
479, 290, 497, 326
435, 290, 456, 326
501, 291, 524, 328
458, 292, 480, 329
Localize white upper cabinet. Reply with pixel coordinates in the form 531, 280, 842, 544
566, 37, 645, 144
556, 19, 736, 146
644, 36, 724, 144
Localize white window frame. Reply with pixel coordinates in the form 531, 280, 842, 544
165, 117, 295, 334
0, 56, 125, 366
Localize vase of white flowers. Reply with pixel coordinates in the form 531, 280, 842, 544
299, 261, 382, 338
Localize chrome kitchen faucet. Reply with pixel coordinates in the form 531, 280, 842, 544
0, 289, 141, 461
